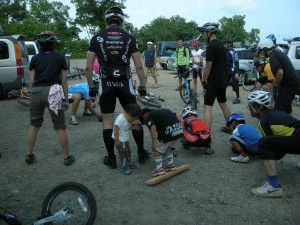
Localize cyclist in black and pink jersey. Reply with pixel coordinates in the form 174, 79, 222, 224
85, 7, 149, 169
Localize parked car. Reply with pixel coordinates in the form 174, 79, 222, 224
25, 41, 39, 64
166, 52, 176, 70
0, 35, 29, 99
278, 37, 300, 76
156, 41, 177, 69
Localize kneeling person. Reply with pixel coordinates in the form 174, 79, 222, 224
141, 108, 183, 177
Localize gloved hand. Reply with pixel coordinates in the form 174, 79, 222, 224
98, 115, 103, 122
137, 86, 147, 96
201, 80, 208, 93
62, 101, 69, 110
89, 87, 98, 97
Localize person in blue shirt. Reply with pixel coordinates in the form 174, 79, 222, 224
68, 74, 102, 125
226, 113, 260, 163
143, 41, 158, 88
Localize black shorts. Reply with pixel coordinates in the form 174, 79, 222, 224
257, 76, 269, 85
192, 68, 202, 80
177, 65, 187, 78
99, 78, 136, 113
203, 84, 227, 106
274, 86, 298, 114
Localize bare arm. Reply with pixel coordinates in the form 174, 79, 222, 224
86, 51, 96, 88
275, 69, 283, 86
132, 52, 146, 86
113, 125, 121, 148
202, 61, 212, 81
29, 69, 35, 89
60, 69, 68, 101
150, 125, 157, 152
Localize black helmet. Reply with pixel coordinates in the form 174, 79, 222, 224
250, 44, 258, 53
105, 7, 124, 25
223, 37, 232, 43
197, 22, 219, 33
254, 56, 267, 67
37, 31, 57, 43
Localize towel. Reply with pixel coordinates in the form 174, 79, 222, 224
48, 84, 65, 115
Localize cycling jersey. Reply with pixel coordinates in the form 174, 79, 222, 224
175, 47, 190, 66
258, 109, 300, 137
225, 48, 239, 74
68, 82, 91, 101
191, 49, 203, 69
261, 63, 275, 81
88, 25, 138, 80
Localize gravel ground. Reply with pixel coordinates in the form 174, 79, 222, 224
0, 59, 300, 225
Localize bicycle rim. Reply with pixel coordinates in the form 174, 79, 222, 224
17, 96, 30, 107
179, 85, 191, 104
242, 73, 256, 91
190, 89, 197, 110
41, 182, 97, 225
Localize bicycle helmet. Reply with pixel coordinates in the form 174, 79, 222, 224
254, 56, 267, 67
197, 22, 220, 33
92, 73, 100, 83
37, 31, 57, 43
226, 113, 245, 126
191, 40, 199, 47
257, 38, 274, 50
182, 106, 198, 120
250, 44, 258, 53
266, 34, 276, 44
105, 6, 124, 25
223, 37, 232, 43
247, 90, 271, 106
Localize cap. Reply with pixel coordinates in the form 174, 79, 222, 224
147, 41, 153, 45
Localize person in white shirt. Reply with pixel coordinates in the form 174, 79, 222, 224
190, 40, 204, 95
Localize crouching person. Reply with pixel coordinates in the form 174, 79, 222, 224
141, 108, 183, 177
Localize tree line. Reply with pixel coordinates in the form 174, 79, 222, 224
0, 0, 260, 58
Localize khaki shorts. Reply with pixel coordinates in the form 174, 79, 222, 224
144, 66, 157, 78
155, 139, 179, 154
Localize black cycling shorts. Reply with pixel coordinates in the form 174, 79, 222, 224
203, 84, 227, 106
98, 78, 137, 114
192, 68, 202, 80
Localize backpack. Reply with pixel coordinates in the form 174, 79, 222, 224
176, 46, 189, 58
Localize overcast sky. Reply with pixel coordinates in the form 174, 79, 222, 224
63, 0, 299, 42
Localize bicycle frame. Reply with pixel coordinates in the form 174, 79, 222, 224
32, 208, 71, 225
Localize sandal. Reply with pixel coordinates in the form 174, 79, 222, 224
121, 166, 132, 175
64, 155, 75, 166
25, 154, 36, 164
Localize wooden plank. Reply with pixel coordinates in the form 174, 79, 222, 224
145, 164, 190, 186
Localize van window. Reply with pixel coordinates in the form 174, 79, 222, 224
18, 41, 28, 59
236, 50, 252, 60
26, 44, 37, 55
295, 46, 300, 59
0, 41, 9, 60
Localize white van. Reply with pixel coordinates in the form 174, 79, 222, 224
25, 41, 39, 64
0, 35, 29, 99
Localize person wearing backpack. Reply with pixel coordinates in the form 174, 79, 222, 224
143, 41, 158, 88
180, 106, 213, 154
175, 39, 190, 91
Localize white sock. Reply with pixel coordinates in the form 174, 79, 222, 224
154, 156, 163, 169
166, 153, 174, 165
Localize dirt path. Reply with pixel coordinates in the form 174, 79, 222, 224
0, 60, 300, 225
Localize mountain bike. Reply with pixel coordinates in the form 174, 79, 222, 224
0, 182, 97, 225
175, 70, 198, 110
136, 91, 165, 108
67, 64, 85, 80
239, 66, 259, 91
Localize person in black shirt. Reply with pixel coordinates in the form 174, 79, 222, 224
257, 38, 300, 114
85, 7, 148, 169
141, 108, 183, 177
197, 22, 231, 135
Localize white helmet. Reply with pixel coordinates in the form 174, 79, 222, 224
247, 90, 271, 106
257, 38, 274, 50
92, 73, 100, 83
182, 106, 198, 120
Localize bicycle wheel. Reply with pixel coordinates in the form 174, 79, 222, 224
137, 97, 161, 108
242, 72, 256, 91
17, 96, 30, 107
41, 182, 97, 225
179, 85, 191, 104
190, 89, 197, 110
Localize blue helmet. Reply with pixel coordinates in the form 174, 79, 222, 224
266, 34, 276, 44
226, 113, 245, 126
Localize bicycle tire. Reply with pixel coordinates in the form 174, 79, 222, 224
137, 97, 161, 108
41, 182, 97, 225
17, 96, 30, 107
190, 89, 197, 110
179, 85, 191, 104
242, 72, 257, 91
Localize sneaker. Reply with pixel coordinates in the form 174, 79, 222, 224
121, 166, 132, 175
165, 164, 176, 172
138, 150, 150, 164
251, 181, 283, 198
128, 161, 139, 169
220, 126, 232, 134
69, 117, 79, 125
64, 155, 75, 166
103, 156, 117, 169
25, 154, 36, 164
232, 98, 241, 104
82, 112, 92, 116
231, 155, 249, 163
151, 167, 166, 177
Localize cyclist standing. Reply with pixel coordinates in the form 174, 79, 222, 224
175, 39, 190, 90
223, 37, 240, 104
197, 22, 231, 134
85, 7, 149, 169
190, 40, 204, 96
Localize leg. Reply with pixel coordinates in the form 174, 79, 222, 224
102, 113, 117, 168
56, 128, 69, 158
203, 105, 213, 130
192, 69, 198, 94
218, 102, 231, 122
144, 66, 148, 86
70, 94, 81, 116
27, 125, 40, 155
229, 137, 249, 163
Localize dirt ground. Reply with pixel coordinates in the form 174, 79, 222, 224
1, 59, 300, 225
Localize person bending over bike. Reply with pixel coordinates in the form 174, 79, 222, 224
247, 90, 300, 198
180, 106, 212, 153
26, 31, 74, 166
85, 7, 149, 168
68, 74, 102, 125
